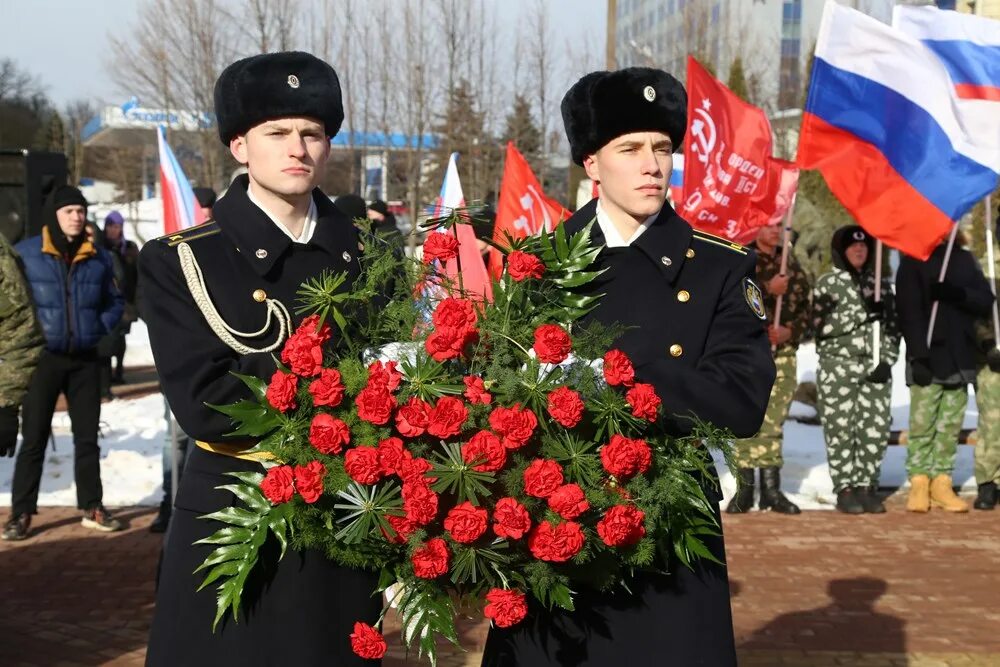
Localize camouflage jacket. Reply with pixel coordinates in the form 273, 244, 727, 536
0, 235, 44, 407
975, 241, 1000, 364
748, 241, 812, 352
813, 267, 900, 366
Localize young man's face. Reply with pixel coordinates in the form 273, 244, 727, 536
845, 241, 869, 270
583, 131, 672, 220
55, 205, 87, 240
104, 224, 122, 241
230, 117, 331, 197
756, 224, 782, 249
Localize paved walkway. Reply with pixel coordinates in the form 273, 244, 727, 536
1, 497, 997, 666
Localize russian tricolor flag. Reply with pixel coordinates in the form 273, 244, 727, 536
797, 2, 1000, 260
156, 125, 200, 235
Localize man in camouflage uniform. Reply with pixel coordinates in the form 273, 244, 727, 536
973, 217, 1000, 510
813, 226, 901, 513
0, 235, 44, 459
728, 220, 810, 514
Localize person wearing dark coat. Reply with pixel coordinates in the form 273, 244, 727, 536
98, 210, 139, 391
140, 52, 381, 666
480, 67, 775, 667
896, 234, 994, 513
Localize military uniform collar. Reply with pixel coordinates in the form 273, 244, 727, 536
213, 174, 354, 276
567, 197, 692, 284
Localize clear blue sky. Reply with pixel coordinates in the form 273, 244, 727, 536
0, 0, 607, 109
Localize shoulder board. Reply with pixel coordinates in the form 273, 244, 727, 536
152, 221, 221, 247
691, 231, 748, 255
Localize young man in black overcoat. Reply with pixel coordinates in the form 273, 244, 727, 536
481, 67, 776, 667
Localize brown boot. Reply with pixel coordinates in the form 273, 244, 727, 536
929, 475, 969, 512
906, 475, 930, 513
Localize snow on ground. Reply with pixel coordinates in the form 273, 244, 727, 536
0, 332, 982, 509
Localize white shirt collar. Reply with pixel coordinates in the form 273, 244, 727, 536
246, 184, 318, 244
595, 200, 659, 248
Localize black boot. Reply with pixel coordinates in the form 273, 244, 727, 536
836, 487, 865, 514
726, 468, 755, 513
149, 501, 171, 533
859, 485, 887, 514
973, 482, 997, 511
758, 467, 801, 514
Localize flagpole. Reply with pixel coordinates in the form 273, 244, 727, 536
873, 239, 883, 369
985, 194, 1000, 349
772, 194, 797, 352
926, 224, 960, 348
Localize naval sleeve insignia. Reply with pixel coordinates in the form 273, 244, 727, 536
743, 278, 767, 320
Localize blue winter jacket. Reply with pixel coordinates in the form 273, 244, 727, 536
15, 228, 125, 353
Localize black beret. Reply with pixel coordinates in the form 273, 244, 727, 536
214, 51, 344, 144
193, 187, 216, 208
561, 67, 687, 166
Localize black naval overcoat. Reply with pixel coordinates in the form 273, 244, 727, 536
481, 199, 776, 667
140, 175, 382, 666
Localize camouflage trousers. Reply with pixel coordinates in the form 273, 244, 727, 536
817, 360, 892, 491
734, 350, 797, 468
906, 384, 968, 478
975, 366, 1000, 485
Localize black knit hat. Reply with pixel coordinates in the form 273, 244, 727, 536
334, 194, 368, 222
214, 51, 344, 144
51, 185, 88, 211
561, 67, 687, 165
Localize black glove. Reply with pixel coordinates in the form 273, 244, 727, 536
910, 358, 934, 387
865, 300, 886, 322
866, 362, 892, 384
930, 281, 966, 303
0, 405, 19, 457
986, 347, 1000, 374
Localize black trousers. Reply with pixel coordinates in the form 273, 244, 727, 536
12, 350, 103, 515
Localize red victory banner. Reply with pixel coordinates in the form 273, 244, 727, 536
739, 158, 800, 244
681, 56, 781, 242
489, 142, 571, 278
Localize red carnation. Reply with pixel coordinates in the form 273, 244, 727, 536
398, 456, 435, 485
432, 297, 478, 330
626, 382, 661, 422
292, 460, 326, 504
265, 370, 298, 412
546, 386, 585, 428
463, 376, 492, 405
355, 385, 396, 426
600, 434, 652, 479
402, 482, 439, 525
507, 251, 546, 282
377, 437, 409, 475
260, 465, 295, 504
280, 314, 330, 377
395, 396, 431, 438
461, 430, 507, 473
484, 588, 529, 628
309, 413, 351, 455
384, 514, 417, 544
523, 459, 564, 499
528, 520, 585, 562
443, 501, 489, 544
350, 621, 387, 660
427, 396, 468, 439
603, 349, 635, 387
489, 404, 538, 450
547, 483, 590, 520
344, 446, 383, 484
422, 232, 460, 263
367, 360, 403, 392
492, 497, 531, 540
533, 324, 572, 364
596, 505, 646, 547
308, 368, 345, 408
425, 325, 477, 362
411, 537, 450, 579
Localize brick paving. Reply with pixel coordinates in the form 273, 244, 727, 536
1, 497, 997, 666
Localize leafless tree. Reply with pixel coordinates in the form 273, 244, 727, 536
63, 99, 98, 184
528, 0, 555, 188
0, 58, 44, 102
231, 0, 299, 53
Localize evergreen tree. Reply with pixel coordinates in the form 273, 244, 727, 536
501, 94, 543, 174
35, 112, 65, 152
429, 79, 499, 203
726, 56, 748, 102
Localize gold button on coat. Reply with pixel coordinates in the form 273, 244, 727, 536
686, 248, 695, 258
252, 289, 267, 303
677, 290, 690, 303
669, 344, 683, 357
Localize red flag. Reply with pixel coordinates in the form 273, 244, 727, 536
489, 142, 571, 278
680, 57, 779, 243
739, 159, 800, 244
